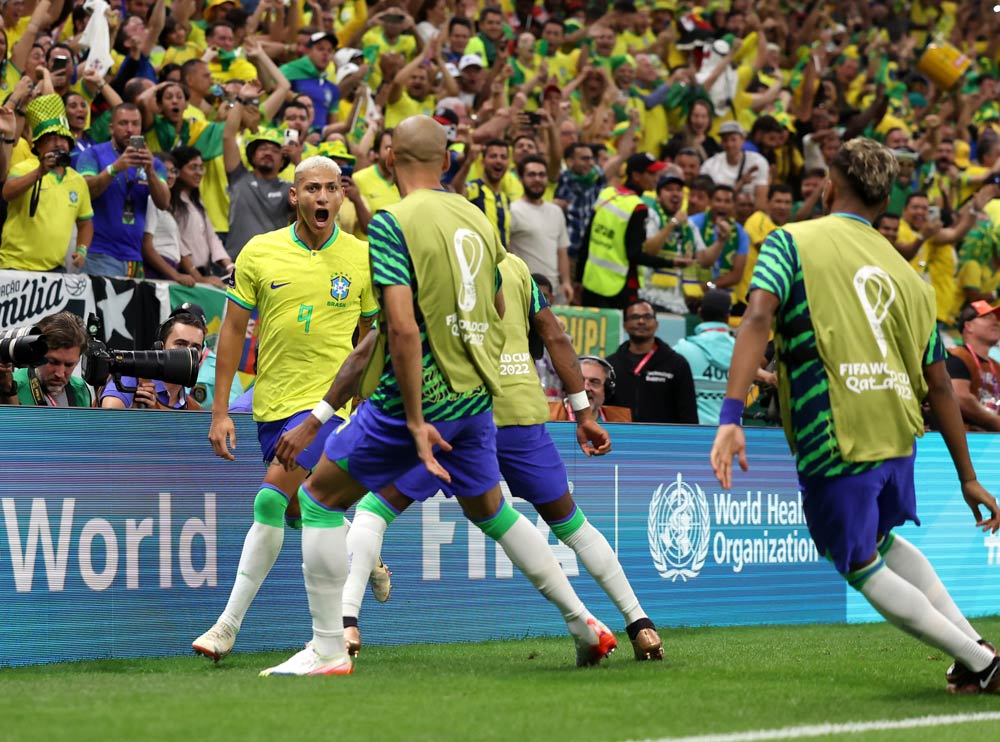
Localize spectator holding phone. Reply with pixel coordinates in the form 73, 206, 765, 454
0, 95, 93, 273
78, 103, 170, 277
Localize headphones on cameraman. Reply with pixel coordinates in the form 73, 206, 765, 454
154, 305, 206, 351
579, 355, 616, 398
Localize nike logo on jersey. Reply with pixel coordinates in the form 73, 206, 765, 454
270, 281, 291, 289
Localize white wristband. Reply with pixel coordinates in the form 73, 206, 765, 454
568, 391, 590, 412
310, 400, 335, 424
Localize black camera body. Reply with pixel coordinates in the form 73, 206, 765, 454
82, 315, 200, 392
1, 316, 200, 394
54, 151, 72, 169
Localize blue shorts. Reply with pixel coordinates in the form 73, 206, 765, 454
396, 424, 568, 505
324, 402, 501, 496
257, 410, 344, 470
799, 450, 919, 575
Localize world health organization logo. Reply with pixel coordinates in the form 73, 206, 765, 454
648, 473, 711, 582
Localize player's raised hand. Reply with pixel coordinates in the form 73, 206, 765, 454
411, 422, 453, 482
275, 416, 320, 471
961, 480, 1000, 533
209, 412, 237, 461
710, 424, 747, 490
577, 418, 611, 456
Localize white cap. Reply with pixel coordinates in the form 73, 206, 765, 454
335, 63, 361, 85
459, 53, 485, 71
445, 62, 460, 78
334, 47, 363, 69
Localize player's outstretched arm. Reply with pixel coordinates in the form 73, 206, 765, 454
710, 288, 778, 489
533, 306, 611, 456
383, 283, 453, 482
924, 359, 1000, 532
209, 301, 252, 461
275, 330, 378, 471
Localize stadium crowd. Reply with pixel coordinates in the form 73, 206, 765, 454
1, 0, 1000, 426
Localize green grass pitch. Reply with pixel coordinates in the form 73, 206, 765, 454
2, 620, 999, 742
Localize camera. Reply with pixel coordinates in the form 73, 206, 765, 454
525, 111, 542, 126
0, 326, 48, 365
54, 150, 72, 168
81, 315, 201, 392
339, 162, 354, 178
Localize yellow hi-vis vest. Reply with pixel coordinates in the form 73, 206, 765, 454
582, 186, 642, 297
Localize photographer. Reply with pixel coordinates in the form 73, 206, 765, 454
99, 309, 206, 410
0, 313, 92, 407
0, 94, 94, 273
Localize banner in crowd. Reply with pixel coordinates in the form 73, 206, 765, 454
0, 270, 227, 353
0, 271, 95, 335
550, 306, 622, 357
4, 411, 996, 668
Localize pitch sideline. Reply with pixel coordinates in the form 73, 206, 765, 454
626, 711, 1000, 742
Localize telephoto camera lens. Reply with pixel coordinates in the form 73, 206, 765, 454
0, 326, 48, 366
114, 348, 201, 388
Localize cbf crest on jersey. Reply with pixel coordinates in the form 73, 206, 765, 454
648, 472, 711, 582
329, 273, 352, 306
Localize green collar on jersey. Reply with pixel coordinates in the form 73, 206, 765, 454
290, 222, 339, 252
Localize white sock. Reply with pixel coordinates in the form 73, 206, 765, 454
563, 520, 645, 625
343, 511, 387, 619
302, 524, 348, 659
219, 522, 283, 631
495, 512, 593, 640
881, 534, 981, 641
860, 564, 995, 672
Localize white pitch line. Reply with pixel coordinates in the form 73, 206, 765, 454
624, 712, 1000, 742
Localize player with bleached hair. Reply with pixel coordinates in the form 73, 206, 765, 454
711, 138, 1000, 694
260, 116, 616, 676
192, 155, 390, 662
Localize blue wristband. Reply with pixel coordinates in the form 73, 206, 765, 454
719, 397, 744, 426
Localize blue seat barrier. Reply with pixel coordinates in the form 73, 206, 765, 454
1, 408, 998, 667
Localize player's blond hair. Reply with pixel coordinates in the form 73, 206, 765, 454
294, 155, 341, 185
831, 138, 898, 207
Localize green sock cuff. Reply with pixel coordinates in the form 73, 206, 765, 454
299, 486, 346, 528
357, 492, 398, 525
474, 501, 520, 540
876, 532, 896, 557
549, 507, 587, 542
845, 556, 885, 590
253, 487, 289, 528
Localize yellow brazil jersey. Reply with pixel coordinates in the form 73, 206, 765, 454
0, 161, 93, 272
5, 17, 30, 53
361, 29, 417, 91
734, 210, 777, 305
900, 219, 957, 324
162, 42, 206, 67
209, 56, 258, 84
385, 91, 436, 129
227, 223, 378, 422
352, 164, 400, 212
620, 29, 656, 54
545, 49, 580, 86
